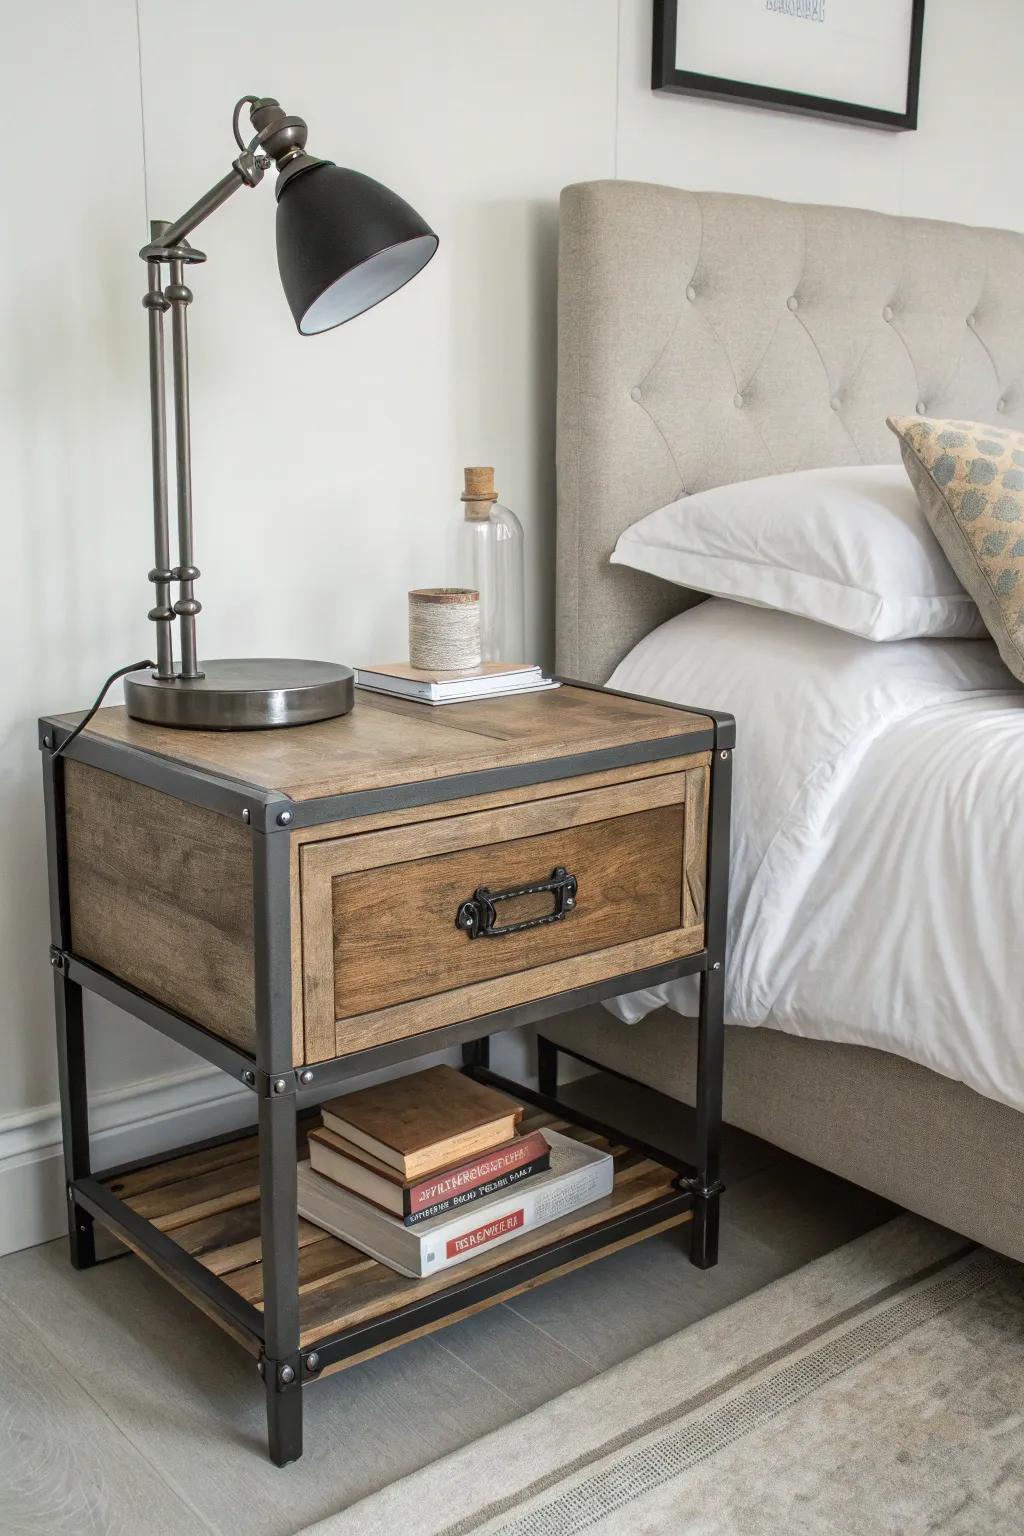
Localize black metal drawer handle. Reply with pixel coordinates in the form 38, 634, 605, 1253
455, 866, 578, 939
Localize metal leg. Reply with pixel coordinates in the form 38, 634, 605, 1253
689, 742, 731, 1270
253, 825, 302, 1466
461, 1036, 490, 1072
690, 965, 724, 1269
53, 964, 96, 1269
41, 745, 96, 1269
537, 1035, 559, 1098
261, 1087, 302, 1466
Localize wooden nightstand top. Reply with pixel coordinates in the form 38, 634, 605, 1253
61, 685, 714, 802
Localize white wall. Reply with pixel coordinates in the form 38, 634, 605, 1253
2, 0, 1022, 1251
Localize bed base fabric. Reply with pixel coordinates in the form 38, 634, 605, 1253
541, 1007, 1024, 1262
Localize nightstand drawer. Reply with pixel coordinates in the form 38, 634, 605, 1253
300, 763, 709, 1059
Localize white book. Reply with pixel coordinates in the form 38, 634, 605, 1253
297, 1129, 614, 1278
357, 678, 560, 707
355, 662, 543, 701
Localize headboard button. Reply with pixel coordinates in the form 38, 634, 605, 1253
916, 400, 927, 414
787, 296, 799, 312
686, 284, 697, 302
630, 385, 642, 402
830, 396, 841, 412
967, 314, 977, 328
733, 393, 744, 409
997, 398, 1007, 413
882, 305, 894, 322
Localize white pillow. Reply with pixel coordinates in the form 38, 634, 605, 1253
610, 465, 986, 641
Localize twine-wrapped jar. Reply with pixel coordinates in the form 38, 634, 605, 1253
408, 587, 481, 671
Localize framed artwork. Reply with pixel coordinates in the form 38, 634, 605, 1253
653, 0, 925, 132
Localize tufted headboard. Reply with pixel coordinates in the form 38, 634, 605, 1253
555, 180, 1024, 682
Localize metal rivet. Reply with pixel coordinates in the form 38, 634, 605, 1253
786, 295, 798, 312
733, 392, 744, 409
242, 1069, 256, 1087
686, 284, 696, 301
712, 961, 722, 971
882, 305, 894, 322
720, 750, 729, 760
43, 734, 52, 748
257, 1360, 265, 1377
277, 810, 293, 827
299, 1069, 314, 1085
630, 385, 642, 402
241, 808, 250, 824
279, 1364, 295, 1385
916, 400, 927, 415
305, 1352, 320, 1372
273, 1077, 287, 1094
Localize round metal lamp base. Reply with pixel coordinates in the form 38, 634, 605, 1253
124, 658, 355, 731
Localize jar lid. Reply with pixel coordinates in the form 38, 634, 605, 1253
408, 586, 480, 604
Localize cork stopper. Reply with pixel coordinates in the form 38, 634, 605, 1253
462, 466, 497, 521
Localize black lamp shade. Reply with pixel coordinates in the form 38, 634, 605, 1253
276, 163, 438, 335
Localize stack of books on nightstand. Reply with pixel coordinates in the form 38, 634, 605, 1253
297, 1065, 613, 1277
355, 662, 559, 705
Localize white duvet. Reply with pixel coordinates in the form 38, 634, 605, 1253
606, 599, 1024, 1115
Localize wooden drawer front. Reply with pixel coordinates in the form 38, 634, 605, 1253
300, 766, 709, 1060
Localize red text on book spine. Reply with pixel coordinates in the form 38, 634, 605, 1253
446, 1208, 525, 1258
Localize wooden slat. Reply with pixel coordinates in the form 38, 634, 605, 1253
172, 1203, 327, 1276
105, 1134, 262, 1201
124, 1157, 262, 1231
227, 1236, 375, 1305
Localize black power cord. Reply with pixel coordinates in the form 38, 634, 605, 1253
51, 660, 156, 761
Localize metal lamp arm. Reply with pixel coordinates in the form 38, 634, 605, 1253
138, 96, 313, 682
141, 95, 314, 258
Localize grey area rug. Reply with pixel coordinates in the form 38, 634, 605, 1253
301, 1216, 1024, 1536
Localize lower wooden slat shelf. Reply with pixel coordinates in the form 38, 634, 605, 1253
98, 1111, 690, 1364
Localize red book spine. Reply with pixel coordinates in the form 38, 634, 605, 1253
446, 1207, 525, 1258
405, 1130, 550, 1219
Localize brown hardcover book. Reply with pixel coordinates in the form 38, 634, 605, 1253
307, 1125, 551, 1225
320, 1065, 524, 1180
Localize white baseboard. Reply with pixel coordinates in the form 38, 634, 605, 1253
0, 1064, 254, 1258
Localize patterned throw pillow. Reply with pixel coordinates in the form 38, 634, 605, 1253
888, 415, 1024, 683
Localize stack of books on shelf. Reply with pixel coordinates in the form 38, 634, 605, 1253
297, 1065, 613, 1278
354, 661, 559, 706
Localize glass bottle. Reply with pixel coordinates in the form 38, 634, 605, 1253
458, 467, 526, 663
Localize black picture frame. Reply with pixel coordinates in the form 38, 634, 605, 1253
652, 0, 925, 132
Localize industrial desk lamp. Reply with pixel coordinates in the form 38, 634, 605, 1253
123, 95, 437, 730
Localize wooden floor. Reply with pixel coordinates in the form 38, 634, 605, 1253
0, 1072, 898, 1536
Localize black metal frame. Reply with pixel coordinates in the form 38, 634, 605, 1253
652, 0, 925, 133
38, 687, 733, 1467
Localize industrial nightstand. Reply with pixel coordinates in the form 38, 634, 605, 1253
40, 680, 732, 1465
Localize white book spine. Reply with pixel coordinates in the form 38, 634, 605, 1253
416, 1147, 613, 1276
